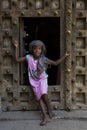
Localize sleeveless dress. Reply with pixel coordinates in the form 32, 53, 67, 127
26, 54, 48, 101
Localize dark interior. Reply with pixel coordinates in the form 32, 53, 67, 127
20, 17, 60, 85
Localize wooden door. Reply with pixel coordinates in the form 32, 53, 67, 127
1, 0, 87, 111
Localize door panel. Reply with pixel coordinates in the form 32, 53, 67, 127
71, 0, 87, 109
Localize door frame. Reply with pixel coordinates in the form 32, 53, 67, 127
0, 0, 73, 111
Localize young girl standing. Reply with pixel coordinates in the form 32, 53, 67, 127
13, 40, 69, 126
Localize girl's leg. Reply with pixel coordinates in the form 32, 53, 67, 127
39, 98, 50, 125
39, 98, 46, 118
42, 94, 55, 118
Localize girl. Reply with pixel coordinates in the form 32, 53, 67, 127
13, 40, 69, 126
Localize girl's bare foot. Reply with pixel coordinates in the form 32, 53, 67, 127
48, 111, 55, 119
40, 115, 50, 126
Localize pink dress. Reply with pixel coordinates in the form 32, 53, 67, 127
26, 55, 48, 101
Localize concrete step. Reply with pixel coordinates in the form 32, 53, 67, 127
0, 110, 87, 121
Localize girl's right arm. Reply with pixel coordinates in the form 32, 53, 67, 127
47, 52, 70, 66
13, 40, 26, 62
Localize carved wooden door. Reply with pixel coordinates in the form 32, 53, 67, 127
0, 0, 87, 111
0, 0, 66, 111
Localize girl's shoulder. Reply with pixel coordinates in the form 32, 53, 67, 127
40, 55, 49, 63
25, 54, 32, 61
40, 55, 47, 59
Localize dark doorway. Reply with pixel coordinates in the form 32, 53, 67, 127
19, 17, 60, 85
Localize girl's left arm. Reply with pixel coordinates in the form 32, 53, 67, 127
47, 52, 69, 66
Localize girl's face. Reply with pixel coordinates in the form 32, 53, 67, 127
32, 45, 42, 59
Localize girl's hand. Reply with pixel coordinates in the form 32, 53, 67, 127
13, 40, 18, 47
65, 51, 70, 57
